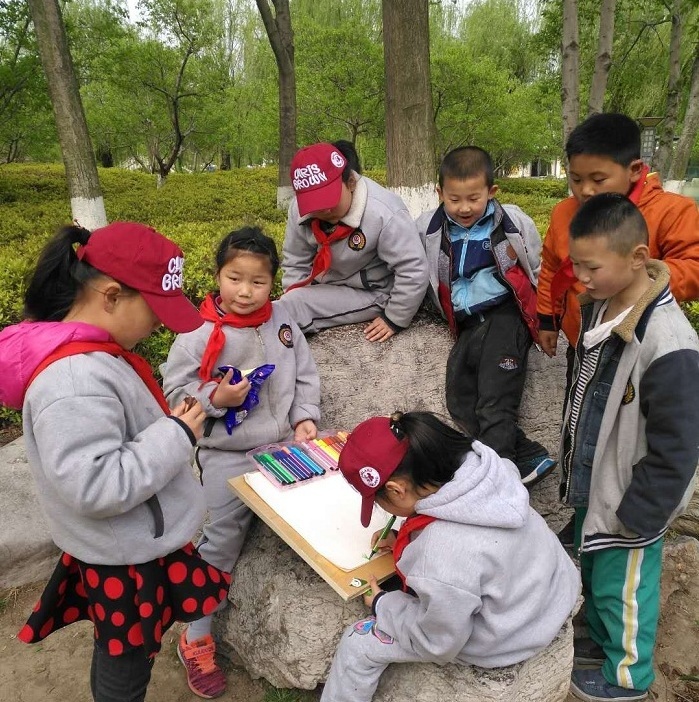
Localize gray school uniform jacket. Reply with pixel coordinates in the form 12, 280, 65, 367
561, 261, 699, 552
374, 441, 581, 668
162, 301, 320, 466
21, 350, 206, 566
281, 175, 429, 329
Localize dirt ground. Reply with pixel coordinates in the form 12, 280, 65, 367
2, 553, 698, 702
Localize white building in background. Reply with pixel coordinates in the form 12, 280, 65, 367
509, 158, 564, 178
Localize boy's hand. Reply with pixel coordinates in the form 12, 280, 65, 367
294, 419, 317, 442
539, 330, 559, 357
171, 398, 207, 441
364, 317, 395, 343
370, 527, 396, 553
362, 575, 384, 607
211, 370, 251, 408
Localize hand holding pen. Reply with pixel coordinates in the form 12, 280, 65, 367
367, 515, 397, 560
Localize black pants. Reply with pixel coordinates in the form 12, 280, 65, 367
445, 300, 547, 465
90, 642, 153, 702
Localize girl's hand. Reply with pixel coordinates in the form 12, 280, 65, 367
211, 370, 251, 408
370, 527, 397, 553
362, 575, 384, 607
294, 419, 317, 442
364, 317, 395, 343
172, 398, 207, 441
539, 330, 559, 357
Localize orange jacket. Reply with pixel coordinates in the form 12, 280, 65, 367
537, 172, 699, 346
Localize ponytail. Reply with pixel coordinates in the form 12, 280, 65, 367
24, 225, 100, 321
332, 139, 362, 180
384, 411, 473, 491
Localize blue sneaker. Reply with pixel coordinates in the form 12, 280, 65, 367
518, 455, 557, 486
570, 668, 648, 701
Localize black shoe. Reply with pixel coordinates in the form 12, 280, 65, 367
519, 455, 557, 487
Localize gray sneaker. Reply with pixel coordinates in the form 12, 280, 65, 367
570, 669, 648, 702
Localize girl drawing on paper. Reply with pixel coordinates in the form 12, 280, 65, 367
322, 411, 581, 702
162, 227, 320, 698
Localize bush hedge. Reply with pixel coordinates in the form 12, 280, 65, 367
0, 164, 695, 429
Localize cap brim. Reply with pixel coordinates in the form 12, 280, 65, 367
296, 176, 343, 217
360, 495, 374, 529
141, 292, 204, 333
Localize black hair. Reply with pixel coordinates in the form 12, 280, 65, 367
438, 146, 494, 188
215, 226, 280, 276
376, 411, 474, 497
332, 139, 362, 180
23, 225, 104, 321
569, 193, 648, 254
566, 113, 641, 166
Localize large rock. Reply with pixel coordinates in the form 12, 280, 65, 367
216, 315, 577, 697
0, 437, 59, 590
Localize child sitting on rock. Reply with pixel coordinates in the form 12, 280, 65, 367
321, 411, 581, 702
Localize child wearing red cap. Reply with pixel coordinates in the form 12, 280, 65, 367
0, 223, 230, 702
162, 227, 320, 697
280, 141, 429, 342
321, 411, 580, 702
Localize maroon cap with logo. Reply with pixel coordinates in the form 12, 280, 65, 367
338, 416, 410, 527
290, 143, 347, 217
76, 221, 203, 334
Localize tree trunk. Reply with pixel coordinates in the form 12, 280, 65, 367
255, 0, 296, 208
668, 45, 699, 181
653, 0, 682, 180
561, 0, 580, 147
26, 0, 107, 230
587, 0, 616, 116
382, 0, 437, 217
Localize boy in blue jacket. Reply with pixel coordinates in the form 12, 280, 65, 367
416, 146, 555, 485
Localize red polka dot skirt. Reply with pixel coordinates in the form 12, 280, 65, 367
18, 543, 231, 658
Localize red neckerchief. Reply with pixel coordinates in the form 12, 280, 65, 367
393, 514, 437, 591
27, 340, 170, 414
285, 220, 355, 292
198, 293, 273, 383
550, 164, 651, 326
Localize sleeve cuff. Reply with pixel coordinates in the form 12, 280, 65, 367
538, 313, 557, 332
168, 416, 197, 446
371, 590, 388, 617
380, 311, 405, 333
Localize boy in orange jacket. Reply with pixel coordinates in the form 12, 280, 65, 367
538, 112, 699, 359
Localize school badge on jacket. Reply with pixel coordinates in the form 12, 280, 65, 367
348, 231, 367, 251
278, 323, 294, 348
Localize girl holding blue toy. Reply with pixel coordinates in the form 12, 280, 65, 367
162, 226, 320, 698
0, 221, 229, 702
323, 411, 581, 702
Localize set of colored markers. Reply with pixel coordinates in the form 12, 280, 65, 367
248, 432, 348, 489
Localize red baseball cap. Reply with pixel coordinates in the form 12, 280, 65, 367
76, 221, 203, 334
338, 416, 410, 527
290, 143, 347, 217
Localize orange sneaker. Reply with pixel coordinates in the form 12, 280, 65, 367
177, 630, 227, 698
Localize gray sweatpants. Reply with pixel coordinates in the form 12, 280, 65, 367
321, 616, 434, 702
194, 447, 255, 573
278, 284, 389, 334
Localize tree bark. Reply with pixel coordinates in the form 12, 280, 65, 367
561, 0, 580, 147
654, 0, 682, 180
587, 0, 616, 116
382, 0, 436, 215
668, 44, 699, 181
255, 0, 296, 195
26, 0, 107, 229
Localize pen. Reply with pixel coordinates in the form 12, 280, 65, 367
367, 515, 397, 560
